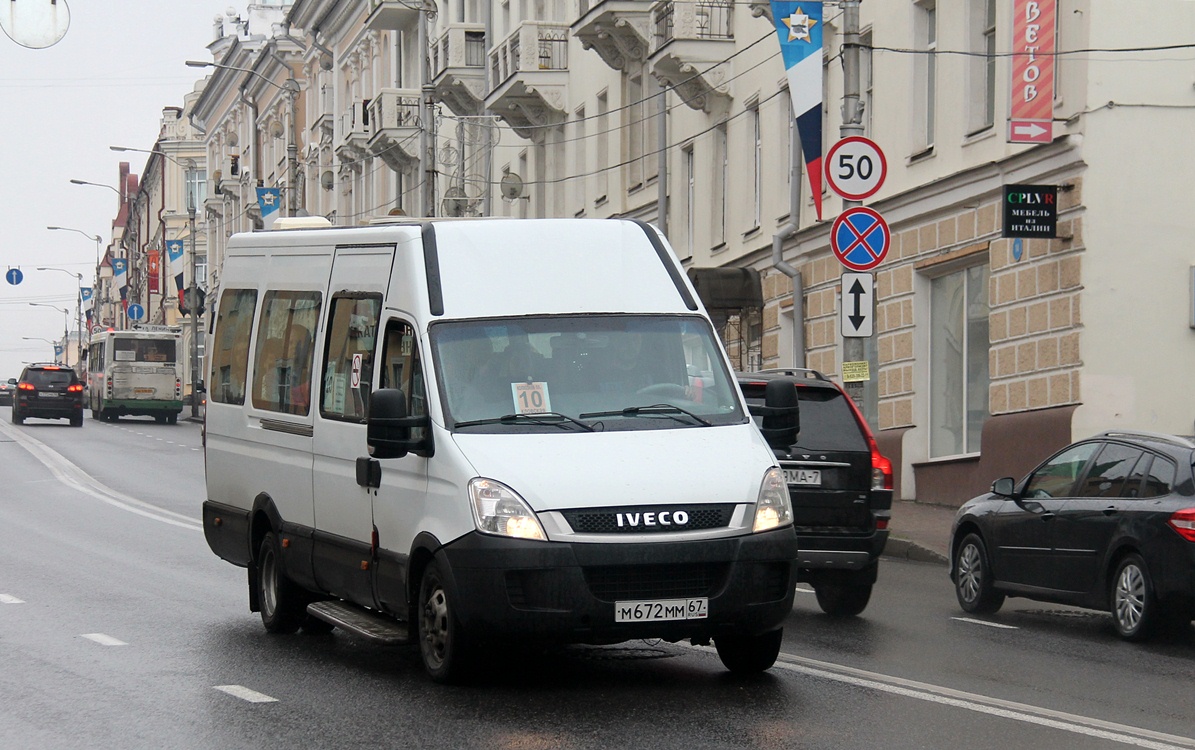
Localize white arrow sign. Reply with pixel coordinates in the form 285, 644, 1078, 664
840, 272, 874, 338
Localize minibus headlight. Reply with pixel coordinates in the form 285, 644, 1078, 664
468, 478, 546, 541
753, 467, 793, 533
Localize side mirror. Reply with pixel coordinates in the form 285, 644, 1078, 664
991, 477, 1016, 497
366, 388, 434, 459
749, 378, 800, 452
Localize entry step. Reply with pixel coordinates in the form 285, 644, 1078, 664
307, 600, 411, 645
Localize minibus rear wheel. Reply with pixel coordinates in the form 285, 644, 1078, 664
258, 532, 304, 634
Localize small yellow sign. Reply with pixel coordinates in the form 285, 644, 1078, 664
841, 361, 870, 383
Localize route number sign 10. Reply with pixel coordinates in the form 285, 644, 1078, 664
825, 136, 888, 201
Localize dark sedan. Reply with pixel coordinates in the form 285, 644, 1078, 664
950, 430, 1195, 640
0, 377, 14, 406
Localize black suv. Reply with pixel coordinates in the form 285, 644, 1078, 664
13, 363, 85, 427
738, 369, 893, 616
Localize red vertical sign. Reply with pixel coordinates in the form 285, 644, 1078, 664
147, 250, 160, 294
1009, 0, 1055, 144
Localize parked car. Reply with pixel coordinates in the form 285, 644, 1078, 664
0, 377, 15, 406
12, 363, 85, 427
737, 369, 893, 616
950, 430, 1195, 640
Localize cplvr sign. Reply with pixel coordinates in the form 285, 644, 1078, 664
1002, 184, 1058, 238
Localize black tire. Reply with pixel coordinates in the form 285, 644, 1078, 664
814, 583, 873, 617
954, 533, 1005, 614
12, 407, 22, 425
155, 415, 167, 424
70, 414, 83, 427
418, 559, 471, 683
91, 407, 101, 420
714, 628, 783, 674
167, 414, 178, 425
1111, 553, 1160, 641
257, 532, 305, 634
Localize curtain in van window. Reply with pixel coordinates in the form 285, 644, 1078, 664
251, 291, 321, 415
210, 289, 257, 405
319, 294, 381, 422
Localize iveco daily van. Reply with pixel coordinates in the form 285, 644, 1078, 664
202, 217, 800, 682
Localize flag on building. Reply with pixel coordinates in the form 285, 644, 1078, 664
167, 240, 185, 300
112, 258, 129, 312
769, 1, 825, 220
80, 287, 93, 327
256, 187, 282, 229
147, 250, 160, 294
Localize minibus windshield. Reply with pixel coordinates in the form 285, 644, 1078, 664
430, 314, 745, 431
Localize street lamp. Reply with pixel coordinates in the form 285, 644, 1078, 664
186, 58, 300, 217
37, 267, 84, 367
21, 337, 59, 362
47, 225, 103, 268
28, 303, 70, 366
110, 144, 203, 418
70, 178, 122, 197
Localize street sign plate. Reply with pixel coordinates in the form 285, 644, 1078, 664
840, 272, 874, 338
127, 303, 145, 321
1008, 0, 1056, 144
825, 136, 887, 201
831, 207, 891, 272
5, 268, 23, 285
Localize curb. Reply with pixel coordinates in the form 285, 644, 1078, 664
883, 537, 948, 566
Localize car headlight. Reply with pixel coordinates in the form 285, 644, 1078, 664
468, 478, 546, 541
753, 467, 793, 532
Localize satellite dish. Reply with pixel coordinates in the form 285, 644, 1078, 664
1, 0, 70, 49
442, 186, 467, 217
500, 172, 524, 202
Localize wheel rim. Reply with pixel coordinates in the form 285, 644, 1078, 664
1114, 562, 1145, 633
421, 584, 450, 669
261, 547, 278, 619
957, 542, 983, 603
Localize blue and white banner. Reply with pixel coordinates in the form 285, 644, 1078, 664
256, 187, 282, 229
112, 258, 129, 312
167, 239, 186, 299
769, 1, 825, 221
80, 287, 94, 325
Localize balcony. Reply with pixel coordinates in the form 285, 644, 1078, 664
431, 24, 487, 116
486, 20, 570, 142
571, 1, 652, 71
364, 0, 420, 32
335, 100, 371, 163
648, 0, 734, 114
366, 89, 422, 172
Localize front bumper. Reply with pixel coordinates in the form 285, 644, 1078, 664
437, 525, 799, 645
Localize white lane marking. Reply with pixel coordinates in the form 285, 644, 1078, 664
952, 616, 1019, 630
213, 685, 278, 703
1, 594, 26, 604
0, 419, 201, 531
81, 633, 127, 646
764, 652, 1195, 750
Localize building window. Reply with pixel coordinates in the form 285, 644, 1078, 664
573, 105, 586, 216
185, 168, 207, 210
684, 145, 695, 255
595, 91, 609, 202
751, 102, 761, 230
779, 86, 792, 187
929, 264, 989, 457
715, 122, 727, 247
861, 29, 874, 136
968, 0, 997, 133
915, 2, 937, 151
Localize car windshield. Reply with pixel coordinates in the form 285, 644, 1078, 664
430, 314, 745, 431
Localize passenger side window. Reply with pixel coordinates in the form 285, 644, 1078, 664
379, 320, 426, 439
1022, 442, 1099, 499
1076, 443, 1143, 498
1141, 455, 1176, 498
251, 291, 321, 415
210, 289, 257, 406
319, 294, 381, 422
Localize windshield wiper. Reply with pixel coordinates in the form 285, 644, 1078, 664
454, 412, 596, 432
578, 403, 712, 426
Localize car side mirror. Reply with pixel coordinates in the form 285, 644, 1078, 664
366, 387, 434, 459
991, 477, 1016, 497
749, 378, 800, 453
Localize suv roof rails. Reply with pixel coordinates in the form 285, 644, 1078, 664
753, 367, 833, 383
1097, 430, 1195, 450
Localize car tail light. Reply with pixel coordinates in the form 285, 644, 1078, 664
835, 382, 894, 491
17, 382, 34, 391
67, 383, 83, 393
1169, 508, 1195, 542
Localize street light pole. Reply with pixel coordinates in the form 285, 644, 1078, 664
37, 267, 84, 367
28, 303, 70, 365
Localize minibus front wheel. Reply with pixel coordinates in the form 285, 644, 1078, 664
418, 559, 472, 683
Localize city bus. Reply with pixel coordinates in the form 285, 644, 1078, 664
86, 326, 184, 423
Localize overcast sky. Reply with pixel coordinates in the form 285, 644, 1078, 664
0, 1, 227, 377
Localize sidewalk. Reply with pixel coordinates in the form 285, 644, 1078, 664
883, 500, 956, 565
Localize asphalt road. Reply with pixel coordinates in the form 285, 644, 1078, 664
1, 410, 1193, 750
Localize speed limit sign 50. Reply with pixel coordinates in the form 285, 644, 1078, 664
825, 136, 887, 201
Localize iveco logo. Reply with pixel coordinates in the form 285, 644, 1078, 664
616, 510, 690, 528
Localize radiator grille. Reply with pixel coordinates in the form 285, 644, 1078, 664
562, 504, 735, 534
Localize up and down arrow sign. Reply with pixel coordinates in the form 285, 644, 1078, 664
840, 272, 874, 338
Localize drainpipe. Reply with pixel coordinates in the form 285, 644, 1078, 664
656, 76, 667, 235
482, 0, 493, 216
772, 116, 805, 368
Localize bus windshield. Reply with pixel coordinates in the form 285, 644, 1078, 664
114, 338, 177, 364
